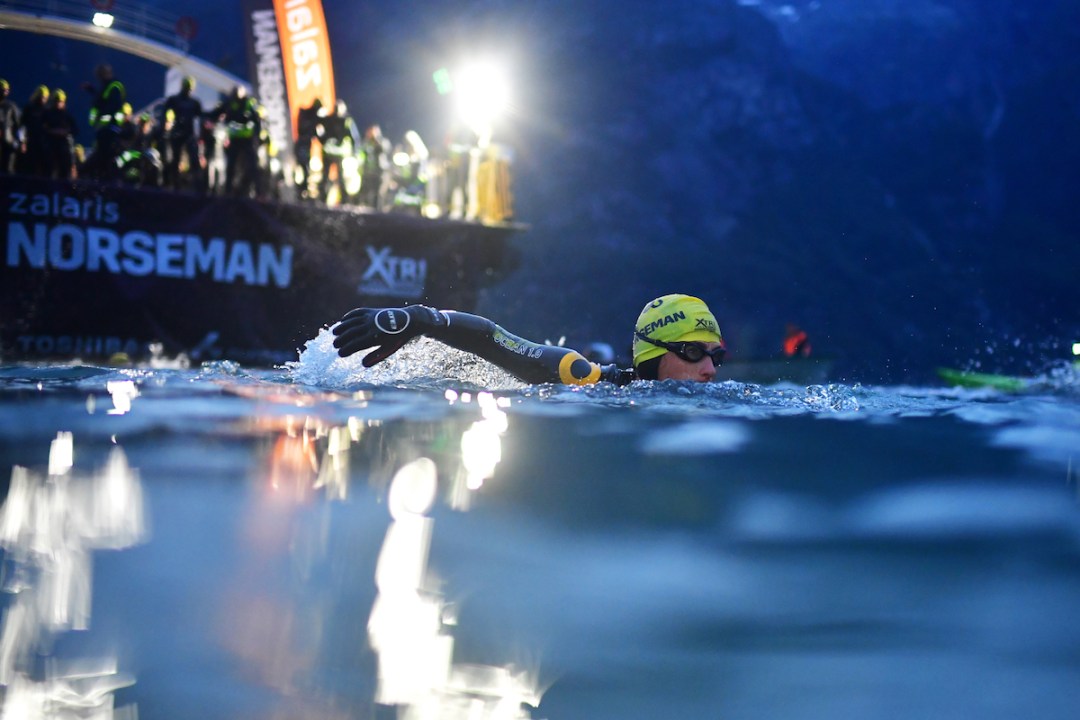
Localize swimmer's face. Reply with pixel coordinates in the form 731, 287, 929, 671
656, 342, 723, 382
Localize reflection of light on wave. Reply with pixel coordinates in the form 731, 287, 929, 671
369, 449, 541, 719
640, 420, 750, 455
247, 387, 524, 713
451, 390, 510, 496
0, 432, 145, 719
316, 424, 352, 500
369, 459, 446, 707
106, 381, 140, 415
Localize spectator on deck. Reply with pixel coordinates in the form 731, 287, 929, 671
444, 122, 479, 219
42, 89, 77, 179
0, 79, 20, 175
256, 103, 285, 201
211, 85, 261, 198
317, 99, 357, 204
359, 124, 392, 210
85, 64, 126, 181
163, 76, 205, 192
17, 85, 50, 177
294, 97, 322, 200
389, 130, 429, 214
201, 113, 225, 195
115, 108, 162, 187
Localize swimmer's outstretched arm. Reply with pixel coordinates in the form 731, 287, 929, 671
331, 306, 632, 385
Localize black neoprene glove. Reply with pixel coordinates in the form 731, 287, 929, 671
331, 305, 448, 366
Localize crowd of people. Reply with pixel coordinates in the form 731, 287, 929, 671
0, 66, 513, 222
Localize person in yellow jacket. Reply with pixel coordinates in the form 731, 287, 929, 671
316, 99, 357, 204
85, 64, 126, 180
210, 85, 261, 198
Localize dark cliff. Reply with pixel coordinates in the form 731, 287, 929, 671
450, 0, 1080, 383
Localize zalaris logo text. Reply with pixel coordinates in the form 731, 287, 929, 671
8, 191, 119, 224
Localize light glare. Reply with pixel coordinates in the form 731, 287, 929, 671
455, 61, 511, 139
387, 457, 438, 519
48, 432, 74, 476
106, 380, 139, 415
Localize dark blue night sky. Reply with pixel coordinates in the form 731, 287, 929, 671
3, 0, 1078, 383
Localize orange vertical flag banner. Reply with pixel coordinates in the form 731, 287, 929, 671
272, 0, 337, 138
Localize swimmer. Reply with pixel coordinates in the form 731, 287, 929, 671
331, 293, 725, 385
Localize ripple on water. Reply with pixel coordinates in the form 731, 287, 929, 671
639, 420, 751, 455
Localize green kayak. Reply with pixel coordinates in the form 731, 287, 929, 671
936, 367, 1029, 392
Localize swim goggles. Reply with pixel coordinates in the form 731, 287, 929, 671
635, 332, 726, 364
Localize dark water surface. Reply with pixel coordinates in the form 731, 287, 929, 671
1, 338, 1078, 719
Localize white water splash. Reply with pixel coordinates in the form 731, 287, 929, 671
287, 328, 526, 391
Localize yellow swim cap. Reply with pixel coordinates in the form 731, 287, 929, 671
632, 294, 722, 366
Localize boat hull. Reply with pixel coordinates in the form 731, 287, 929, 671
2, 176, 519, 364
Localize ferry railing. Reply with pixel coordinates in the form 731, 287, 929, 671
0, 0, 250, 95
0, 0, 193, 52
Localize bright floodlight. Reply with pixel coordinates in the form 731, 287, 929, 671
92, 12, 114, 28
454, 60, 510, 139
1073, 341, 1080, 356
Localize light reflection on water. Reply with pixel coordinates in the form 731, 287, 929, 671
1, 375, 538, 719
0, 432, 144, 718
0, 358, 1077, 719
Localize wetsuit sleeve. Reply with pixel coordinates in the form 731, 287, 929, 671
432, 311, 606, 385
331, 305, 638, 385
597, 364, 637, 386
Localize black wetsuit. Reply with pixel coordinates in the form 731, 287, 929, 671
88, 78, 126, 180
317, 111, 356, 202
18, 98, 49, 176
42, 103, 77, 179
0, 94, 19, 174
294, 101, 322, 197
334, 306, 636, 386
434, 311, 638, 385
163, 90, 204, 190
211, 96, 261, 198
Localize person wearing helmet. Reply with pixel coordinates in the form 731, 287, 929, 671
359, 124, 392, 210
42, 89, 78, 179
317, 99, 357, 204
294, 97, 323, 200
329, 294, 725, 385
17, 85, 51, 176
86, 64, 126, 180
209, 85, 261, 198
0, 79, 20, 174
163, 76, 204, 192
